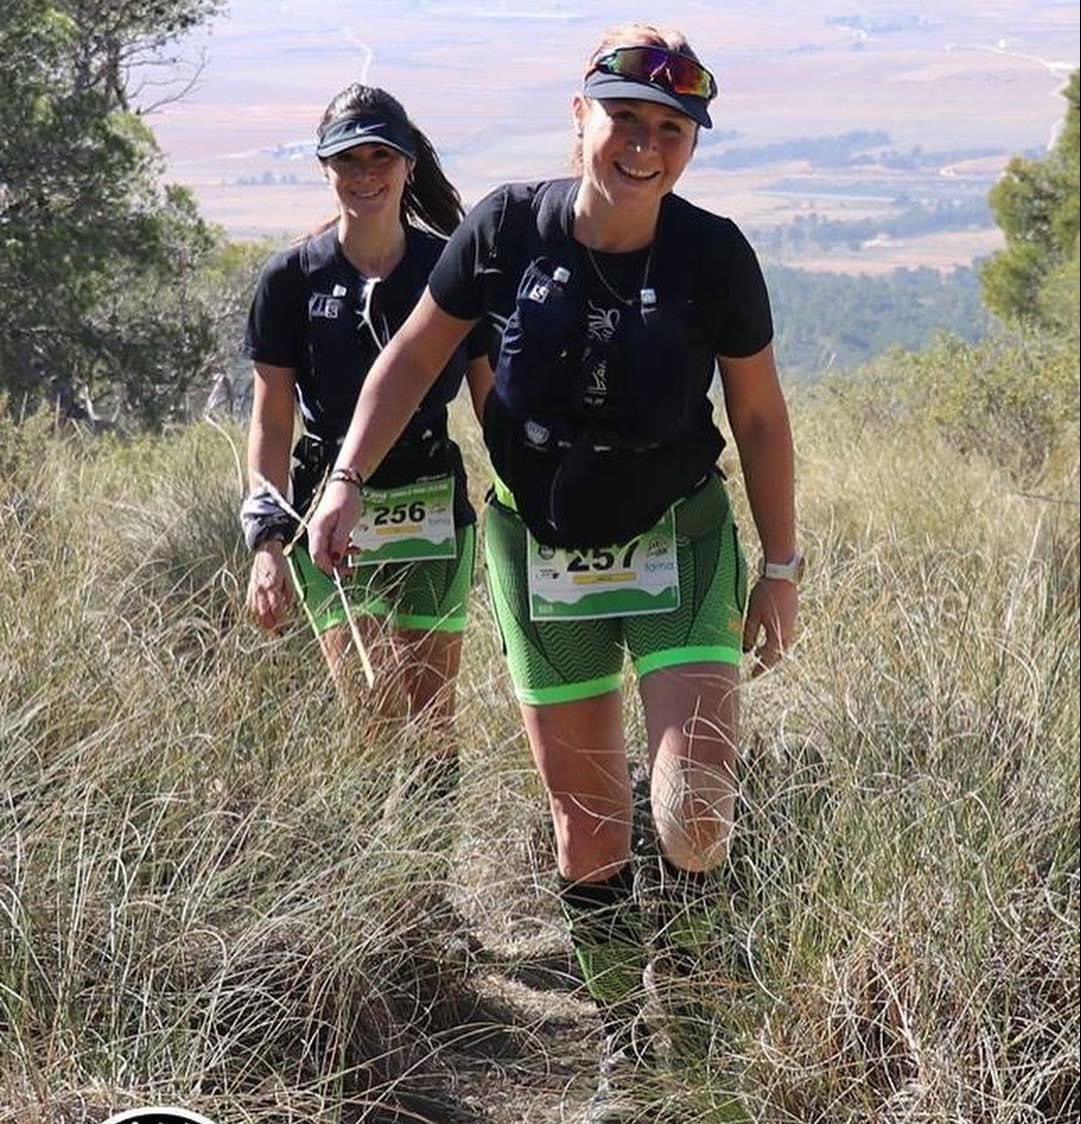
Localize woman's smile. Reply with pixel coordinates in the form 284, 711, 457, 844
612, 161, 661, 182
576, 97, 696, 216
326, 145, 409, 212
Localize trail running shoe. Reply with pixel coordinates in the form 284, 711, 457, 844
641, 947, 717, 1064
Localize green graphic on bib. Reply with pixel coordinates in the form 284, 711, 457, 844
527, 508, 680, 620
350, 476, 456, 565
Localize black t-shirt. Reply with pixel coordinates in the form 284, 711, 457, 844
424, 179, 774, 546
244, 225, 486, 522
429, 178, 772, 370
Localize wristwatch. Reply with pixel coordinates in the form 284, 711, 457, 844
757, 551, 805, 586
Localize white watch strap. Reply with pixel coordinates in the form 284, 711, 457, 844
759, 551, 804, 583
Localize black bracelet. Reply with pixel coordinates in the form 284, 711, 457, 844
328, 466, 365, 492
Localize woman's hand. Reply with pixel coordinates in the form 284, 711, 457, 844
742, 578, 798, 677
308, 481, 365, 575
246, 540, 294, 632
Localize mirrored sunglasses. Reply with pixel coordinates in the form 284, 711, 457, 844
588, 46, 717, 101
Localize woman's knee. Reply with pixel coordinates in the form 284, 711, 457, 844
398, 629, 462, 725
651, 761, 735, 872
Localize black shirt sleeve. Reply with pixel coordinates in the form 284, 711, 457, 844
464, 320, 491, 360
427, 185, 510, 322
242, 249, 305, 367
711, 220, 774, 359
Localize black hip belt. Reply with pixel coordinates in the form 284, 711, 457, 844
292, 420, 456, 504
482, 392, 721, 550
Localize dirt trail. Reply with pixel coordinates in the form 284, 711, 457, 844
437, 955, 601, 1124
434, 811, 605, 1124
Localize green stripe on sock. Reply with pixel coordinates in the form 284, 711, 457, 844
573, 938, 646, 1006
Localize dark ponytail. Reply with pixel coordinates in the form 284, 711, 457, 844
317, 83, 463, 237
402, 126, 464, 236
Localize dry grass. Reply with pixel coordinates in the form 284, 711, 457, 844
1, 361, 1077, 1122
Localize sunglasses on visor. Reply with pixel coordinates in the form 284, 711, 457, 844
587, 46, 717, 101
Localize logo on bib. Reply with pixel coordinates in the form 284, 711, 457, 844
587, 302, 620, 342
310, 294, 342, 319
583, 350, 608, 408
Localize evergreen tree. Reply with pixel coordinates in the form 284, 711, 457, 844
981, 71, 1079, 335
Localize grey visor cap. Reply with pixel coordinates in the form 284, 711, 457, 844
582, 71, 713, 129
315, 115, 416, 159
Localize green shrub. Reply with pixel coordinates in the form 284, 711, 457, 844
813, 327, 1079, 484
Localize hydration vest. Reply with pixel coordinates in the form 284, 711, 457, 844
291, 228, 465, 512
482, 179, 723, 549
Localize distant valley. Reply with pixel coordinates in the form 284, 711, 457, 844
154, 0, 1077, 278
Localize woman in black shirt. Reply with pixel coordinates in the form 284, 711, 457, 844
242, 83, 489, 798
306, 28, 799, 1115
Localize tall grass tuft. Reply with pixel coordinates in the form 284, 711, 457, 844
1, 416, 505, 1122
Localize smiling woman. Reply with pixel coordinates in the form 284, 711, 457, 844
304, 26, 799, 1121
239, 82, 492, 807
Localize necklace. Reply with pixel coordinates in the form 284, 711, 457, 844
584, 242, 654, 307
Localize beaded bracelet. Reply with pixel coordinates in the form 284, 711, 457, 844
328, 466, 365, 492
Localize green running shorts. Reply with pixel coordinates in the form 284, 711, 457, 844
484, 475, 747, 705
289, 523, 476, 636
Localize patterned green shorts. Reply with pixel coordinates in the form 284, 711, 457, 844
484, 475, 747, 705
289, 523, 476, 636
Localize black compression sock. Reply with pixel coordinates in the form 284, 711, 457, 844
558, 866, 645, 1007
404, 751, 460, 807
657, 857, 717, 956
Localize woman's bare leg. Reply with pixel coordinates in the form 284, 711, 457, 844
639, 662, 739, 872
520, 690, 631, 882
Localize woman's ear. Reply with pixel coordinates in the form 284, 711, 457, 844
571, 93, 587, 137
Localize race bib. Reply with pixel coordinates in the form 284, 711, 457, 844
349, 476, 456, 565
527, 508, 679, 621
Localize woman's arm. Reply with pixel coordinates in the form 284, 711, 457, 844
718, 343, 798, 673
246, 362, 297, 632
247, 362, 295, 493
308, 290, 477, 573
